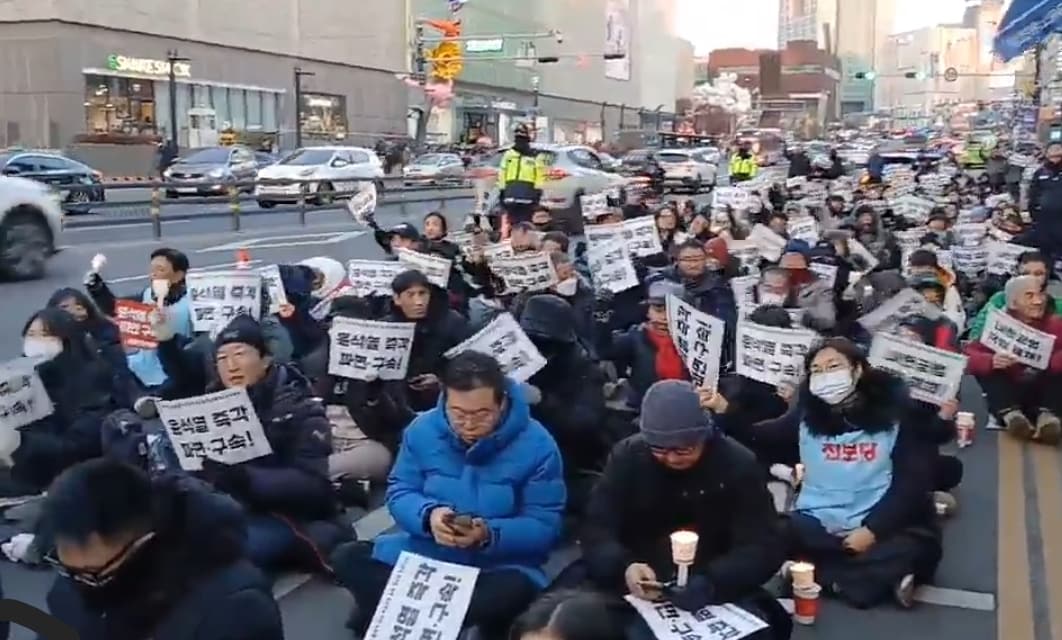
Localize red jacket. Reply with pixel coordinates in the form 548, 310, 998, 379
965, 310, 1062, 378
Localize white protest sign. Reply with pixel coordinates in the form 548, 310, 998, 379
954, 222, 987, 246
489, 252, 558, 293
809, 262, 838, 288
787, 215, 819, 244
346, 182, 378, 224
397, 248, 452, 289
587, 239, 639, 294
726, 239, 761, 274
951, 246, 988, 275
328, 318, 415, 381
257, 265, 288, 315
786, 176, 807, 189
894, 229, 924, 252
157, 388, 272, 471
347, 260, 407, 297
713, 186, 751, 209
364, 552, 479, 640
483, 240, 515, 262
580, 192, 609, 219
981, 308, 1056, 370
857, 288, 939, 333
444, 312, 546, 382
586, 217, 663, 258
730, 275, 759, 312
847, 238, 880, 272
987, 241, 1035, 276
186, 271, 263, 333
0, 358, 53, 431
736, 321, 817, 387
625, 596, 767, 640
666, 294, 726, 389
890, 195, 934, 224
869, 333, 966, 405
748, 224, 787, 263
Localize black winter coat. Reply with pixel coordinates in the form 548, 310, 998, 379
528, 344, 609, 471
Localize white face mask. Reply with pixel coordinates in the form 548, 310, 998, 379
758, 290, 787, 306
809, 369, 856, 405
555, 277, 578, 296
23, 337, 62, 360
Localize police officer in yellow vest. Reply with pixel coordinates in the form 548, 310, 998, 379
496, 123, 547, 224
728, 141, 758, 183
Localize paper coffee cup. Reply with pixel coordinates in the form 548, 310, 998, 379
790, 561, 815, 588
90, 253, 107, 273
151, 279, 170, 301
670, 530, 699, 565
956, 411, 974, 426
792, 583, 822, 625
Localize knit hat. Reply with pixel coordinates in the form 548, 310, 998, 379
783, 239, 812, 258
388, 223, 421, 242
639, 380, 715, 449
647, 280, 685, 305
214, 315, 269, 355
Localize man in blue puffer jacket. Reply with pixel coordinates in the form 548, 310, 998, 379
332, 351, 566, 640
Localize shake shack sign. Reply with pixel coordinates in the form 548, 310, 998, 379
106, 54, 191, 78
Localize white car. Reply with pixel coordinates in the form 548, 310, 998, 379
255, 146, 384, 208
403, 153, 466, 186
655, 149, 718, 192
0, 176, 62, 280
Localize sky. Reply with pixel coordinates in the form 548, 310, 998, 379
676, 0, 970, 55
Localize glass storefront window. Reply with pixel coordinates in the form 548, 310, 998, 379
193, 84, 211, 108
230, 89, 246, 130
299, 92, 348, 139
263, 93, 278, 131
247, 91, 262, 128
212, 86, 230, 127
84, 74, 157, 135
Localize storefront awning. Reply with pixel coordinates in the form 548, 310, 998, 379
993, 0, 1062, 62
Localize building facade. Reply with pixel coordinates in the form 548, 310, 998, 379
778, 0, 838, 52
835, 0, 895, 113
0, 0, 411, 149
878, 26, 980, 121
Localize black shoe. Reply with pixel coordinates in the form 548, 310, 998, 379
336, 478, 371, 509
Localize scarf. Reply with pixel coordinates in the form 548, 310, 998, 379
645, 327, 686, 381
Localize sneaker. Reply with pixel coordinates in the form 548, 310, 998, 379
894, 573, 916, 609
933, 491, 958, 517
1003, 410, 1034, 440
1034, 410, 1062, 445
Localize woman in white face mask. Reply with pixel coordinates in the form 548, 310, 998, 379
751, 337, 942, 610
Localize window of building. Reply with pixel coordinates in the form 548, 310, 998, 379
247, 91, 263, 128
212, 86, 230, 127
230, 89, 247, 130
84, 74, 157, 135
299, 93, 348, 138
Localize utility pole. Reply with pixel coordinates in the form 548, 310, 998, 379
166, 49, 189, 152
293, 67, 315, 148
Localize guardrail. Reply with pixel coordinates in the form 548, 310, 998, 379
54, 176, 477, 239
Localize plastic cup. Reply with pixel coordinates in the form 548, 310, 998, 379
789, 561, 815, 588
956, 411, 975, 448
670, 530, 699, 565
792, 583, 822, 625
151, 279, 170, 302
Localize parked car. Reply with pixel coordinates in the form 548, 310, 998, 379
254, 151, 278, 169
163, 146, 259, 198
618, 148, 655, 176
0, 176, 62, 280
655, 149, 717, 192
255, 146, 384, 208
0, 151, 104, 214
403, 153, 466, 186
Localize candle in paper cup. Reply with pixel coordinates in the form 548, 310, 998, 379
151, 279, 170, 301
955, 411, 975, 448
90, 253, 107, 273
794, 463, 806, 484
789, 561, 815, 588
792, 583, 822, 625
670, 530, 699, 565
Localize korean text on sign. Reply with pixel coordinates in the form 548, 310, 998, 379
186, 271, 262, 333
666, 294, 725, 390
114, 300, 158, 350
397, 248, 452, 289
736, 321, 817, 388
580, 192, 609, 219
364, 552, 480, 640
857, 288, 938, 333
347, 260, 406, 298
625, 596, 767, 640
258, 265, 289, 315
868, 333, 966, 405
980, 308, 1056, 370
0, 358, 53, 431
328, 317, 415, 381
585, 216, 663, 258
587, 239, 639, 294
444, 312, 546, 382
489, 252, 558, 293
157, 388, 272, 471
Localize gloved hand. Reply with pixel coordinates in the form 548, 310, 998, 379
199, 458, 251, 499
665, 575, 715, 613
84, 270, 103, 289
520, 383, 542, 406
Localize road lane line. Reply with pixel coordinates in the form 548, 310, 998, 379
999, 436, 1035, 640
105, 260, 264, 283
63, 219, 191, 232
1031, 444, 1062, 640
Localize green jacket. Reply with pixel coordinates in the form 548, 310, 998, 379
968, 291, 1062, 340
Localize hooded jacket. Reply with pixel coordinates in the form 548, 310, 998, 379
373, 378, 566, 586
968, 290, 1062, 341
849, 209, 900, 271
1028, 162, 1062, 251
277, 264, 328, 359
385, 300, 471, 410
582, 434, 785, 603
45, 476, 282, 640
47, 287, 135, 400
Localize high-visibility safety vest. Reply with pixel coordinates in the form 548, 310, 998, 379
729, 154, 758, 180
497, 148, 547, 205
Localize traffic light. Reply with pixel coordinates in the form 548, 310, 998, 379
903, 71, 926, 80
854, 71, 876, 80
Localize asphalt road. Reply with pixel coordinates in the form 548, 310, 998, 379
0, 185, 1059, 640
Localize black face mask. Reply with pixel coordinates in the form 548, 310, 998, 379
513, 136, 531, 152
74, 536, 164, 612
533, 222, 552, 232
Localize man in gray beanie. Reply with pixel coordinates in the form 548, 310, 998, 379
580, 380, 791, 640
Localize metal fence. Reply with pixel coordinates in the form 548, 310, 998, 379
56, 176, 476, 239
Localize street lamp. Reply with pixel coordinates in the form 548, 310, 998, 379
293, 67, 316, 148
166, 49, 190, 152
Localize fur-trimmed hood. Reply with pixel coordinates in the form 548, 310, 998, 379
801, 367, 909, 437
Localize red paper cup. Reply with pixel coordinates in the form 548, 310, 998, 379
793, 583, 822, 625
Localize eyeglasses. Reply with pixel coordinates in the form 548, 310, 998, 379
45, 532, 155, 588
650, 445, 699, 457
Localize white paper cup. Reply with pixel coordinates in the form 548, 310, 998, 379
670, 530, 699, 565
956, 411, 975, 427
151, 279, 170, 301
90, 253, 107, 273
790, 561, 815, 588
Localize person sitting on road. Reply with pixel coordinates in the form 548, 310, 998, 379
748, 338, 941, 609
332, 351, 566, 640
906, 249, 965, 332
84, 247, 193, 393
581, 380, 792, 640
41, 459, 283, 640
967, 251, 1062, 339
964, 275, 1062, 445
298, 256, 353, 321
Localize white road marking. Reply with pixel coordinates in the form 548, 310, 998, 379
272, 573, 314, 599
914, 585, 996, 611
196, 231, 366, 253
63, 219, 191, 232
354, 505, 397, 541
106, 259, 264, 283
